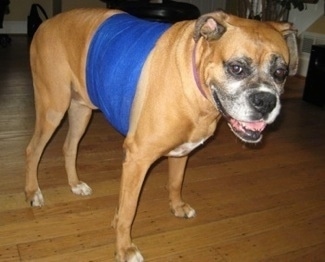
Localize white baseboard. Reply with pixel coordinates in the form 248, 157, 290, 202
298, 53, 310, 77
0, 21, 27, 34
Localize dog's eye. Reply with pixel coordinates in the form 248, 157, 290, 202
229, 64, 243, 75
273, 68, 288, 81
225, 59, 251, 79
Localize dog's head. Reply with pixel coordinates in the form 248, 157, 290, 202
193, 10, 298, 143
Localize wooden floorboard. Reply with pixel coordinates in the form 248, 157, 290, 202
0, 36, 324, 261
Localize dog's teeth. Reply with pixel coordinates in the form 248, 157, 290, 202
241, 121, 266, 132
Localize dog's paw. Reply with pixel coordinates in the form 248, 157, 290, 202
116, 245, 144, 262
71, 182, 92, 196
126, 247, 144, 262
30, 188, 45, 207
171, 202, 196, 218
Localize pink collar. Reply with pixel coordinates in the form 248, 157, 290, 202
192, 41, 207, 99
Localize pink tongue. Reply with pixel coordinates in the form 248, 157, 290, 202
230, 119, 266, 132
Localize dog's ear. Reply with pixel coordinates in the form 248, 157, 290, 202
283, 29, 299, 76
194, 10, 228, 42
267, 22, 299, 76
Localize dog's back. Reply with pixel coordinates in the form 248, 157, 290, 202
29, 9, 118, 110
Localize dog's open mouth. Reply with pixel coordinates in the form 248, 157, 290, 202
212, 89, 266, 143
228, 118, 266, 143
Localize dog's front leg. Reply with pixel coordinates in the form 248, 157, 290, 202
168, 156, 196, 218
114, 149, 152, 262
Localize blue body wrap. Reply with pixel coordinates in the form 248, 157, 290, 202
86, 14, 171, 135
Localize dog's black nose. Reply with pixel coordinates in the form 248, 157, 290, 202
249, 92, 277, 115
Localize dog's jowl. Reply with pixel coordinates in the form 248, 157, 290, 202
25, 8, 298, 262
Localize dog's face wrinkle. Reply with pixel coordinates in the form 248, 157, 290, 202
211, 84, 255, 121
211, 87, 231, 120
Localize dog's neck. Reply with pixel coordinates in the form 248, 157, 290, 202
192, 41, 207, 99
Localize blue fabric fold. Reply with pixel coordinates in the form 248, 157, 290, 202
86, 13, 171, 135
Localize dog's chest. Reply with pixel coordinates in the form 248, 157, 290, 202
86, 14, 171, 136
167, 138, 208, 157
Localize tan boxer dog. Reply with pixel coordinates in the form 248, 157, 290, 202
25, 8, 298, 261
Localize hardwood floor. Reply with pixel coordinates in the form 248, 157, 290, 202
0, 36, 325, 261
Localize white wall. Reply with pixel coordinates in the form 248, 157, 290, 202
288, 0, 324, 76
289, 0, 324, 35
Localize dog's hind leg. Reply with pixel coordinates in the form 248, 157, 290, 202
168, 156, 196, 218
63, 98, 93, 196
25, 92, 68, 207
